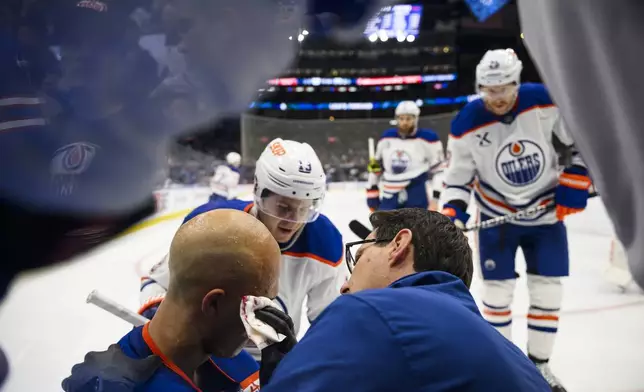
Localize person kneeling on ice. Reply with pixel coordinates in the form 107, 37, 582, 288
137, 138, 347, 363
62, 209, 286, 391
259, 209, 550, 391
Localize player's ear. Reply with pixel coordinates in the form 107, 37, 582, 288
201, 288, 225, 317
388, 229, 412, 267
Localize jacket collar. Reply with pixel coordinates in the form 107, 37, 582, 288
389, 270, 463, 288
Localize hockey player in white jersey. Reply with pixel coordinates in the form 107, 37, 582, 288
139, 138, 347, 359
366, 100, 445, 211
440, 49, 592, 392
209, 151, 242, 203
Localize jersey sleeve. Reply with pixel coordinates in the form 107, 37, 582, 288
210, 166, 241, 196
440, 115, 476, 205
428, 140, 446, 175
262, 295, 414, 391
304, 218, 346, 321
417, 130, 445, 175
227, 170, 241, 189
138, 255, 170, 315
306, 263, 348, 321
552, 116, 586, 168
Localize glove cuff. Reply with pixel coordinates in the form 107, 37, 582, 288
559, 168, 591, 190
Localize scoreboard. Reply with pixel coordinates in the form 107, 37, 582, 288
363, 4, 424, 39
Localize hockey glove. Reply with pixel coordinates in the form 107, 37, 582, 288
555, 166, 591, 220
366, 185, 380, 212
61, 344, 162, 392
441, 202, 470, 230
367, 158, 382, 174
255, 307, 297, 386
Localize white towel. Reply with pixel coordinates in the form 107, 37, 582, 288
240, 295, 287, 350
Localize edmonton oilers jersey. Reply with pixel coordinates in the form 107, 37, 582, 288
373, 128, 444, 193
441, 83, 585, 226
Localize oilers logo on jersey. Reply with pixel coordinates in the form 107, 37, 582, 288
495, 139, 545, 186
389, 149, 411, 174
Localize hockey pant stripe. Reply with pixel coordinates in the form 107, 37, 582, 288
527, 274, 563, 360
527, 325, 558, 334
489, 320, 512, 328
482, 279, 515, 341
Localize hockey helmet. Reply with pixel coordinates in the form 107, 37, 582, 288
226, 152, 242, 168
476, 49, 523, 92
395, 101, 421, 118
254, 139, 326, 223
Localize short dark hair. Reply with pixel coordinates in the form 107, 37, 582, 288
369, 208, 473, 287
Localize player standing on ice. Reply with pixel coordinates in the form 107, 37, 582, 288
139, 138, 347, 360
209, 152, 242, 203
366, 101, 445, 212
440, 49, 592, 392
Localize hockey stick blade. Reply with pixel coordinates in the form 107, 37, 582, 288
349, 220, 371, 240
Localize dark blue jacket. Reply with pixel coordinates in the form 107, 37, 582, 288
264, 271, 550, 391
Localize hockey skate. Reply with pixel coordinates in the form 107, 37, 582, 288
534, 362, 567, 392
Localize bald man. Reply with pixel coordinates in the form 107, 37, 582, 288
64, 209, 282, 392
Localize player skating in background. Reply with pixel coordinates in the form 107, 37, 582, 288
366, 101, 445, 212
209, 152, 242, 203
440, 49, 592, 392
139, 138, 347, 358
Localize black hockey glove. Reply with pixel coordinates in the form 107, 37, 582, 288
255, 306, 297, 386
61, 344, 162, 392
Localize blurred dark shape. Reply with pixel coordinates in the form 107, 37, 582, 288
1, 0, 404, 300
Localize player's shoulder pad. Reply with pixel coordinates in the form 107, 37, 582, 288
283, 213, 343, 268
449, 98, 493, 138
415, 129, 440, 143
380, 128, 399, 140
517, 83, 554, 109
182, 199, 253, 224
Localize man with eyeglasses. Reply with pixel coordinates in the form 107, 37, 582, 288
260, 208, 550, 391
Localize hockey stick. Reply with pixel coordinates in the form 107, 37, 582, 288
368, 137, 375, 160
349, 219, 372, 240
86, 290, 149, 327
348, 191, 599, 239
464, 191, 598, 232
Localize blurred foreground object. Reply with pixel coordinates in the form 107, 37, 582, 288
518, 0, 644, 291
0, 0, 390, 301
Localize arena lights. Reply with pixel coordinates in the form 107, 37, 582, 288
290, 29, 308, 42
266, 73, 457, 87
368, 30, 416, 43
249, 95, 479, 111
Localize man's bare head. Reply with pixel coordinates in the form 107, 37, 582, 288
166, 208, 281, 357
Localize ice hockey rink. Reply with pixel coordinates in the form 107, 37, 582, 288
1, 186, 643, 391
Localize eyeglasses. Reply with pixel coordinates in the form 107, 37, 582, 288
345, 238, 392, 273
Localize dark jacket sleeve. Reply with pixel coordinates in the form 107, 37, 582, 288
262, 295, 415, 391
